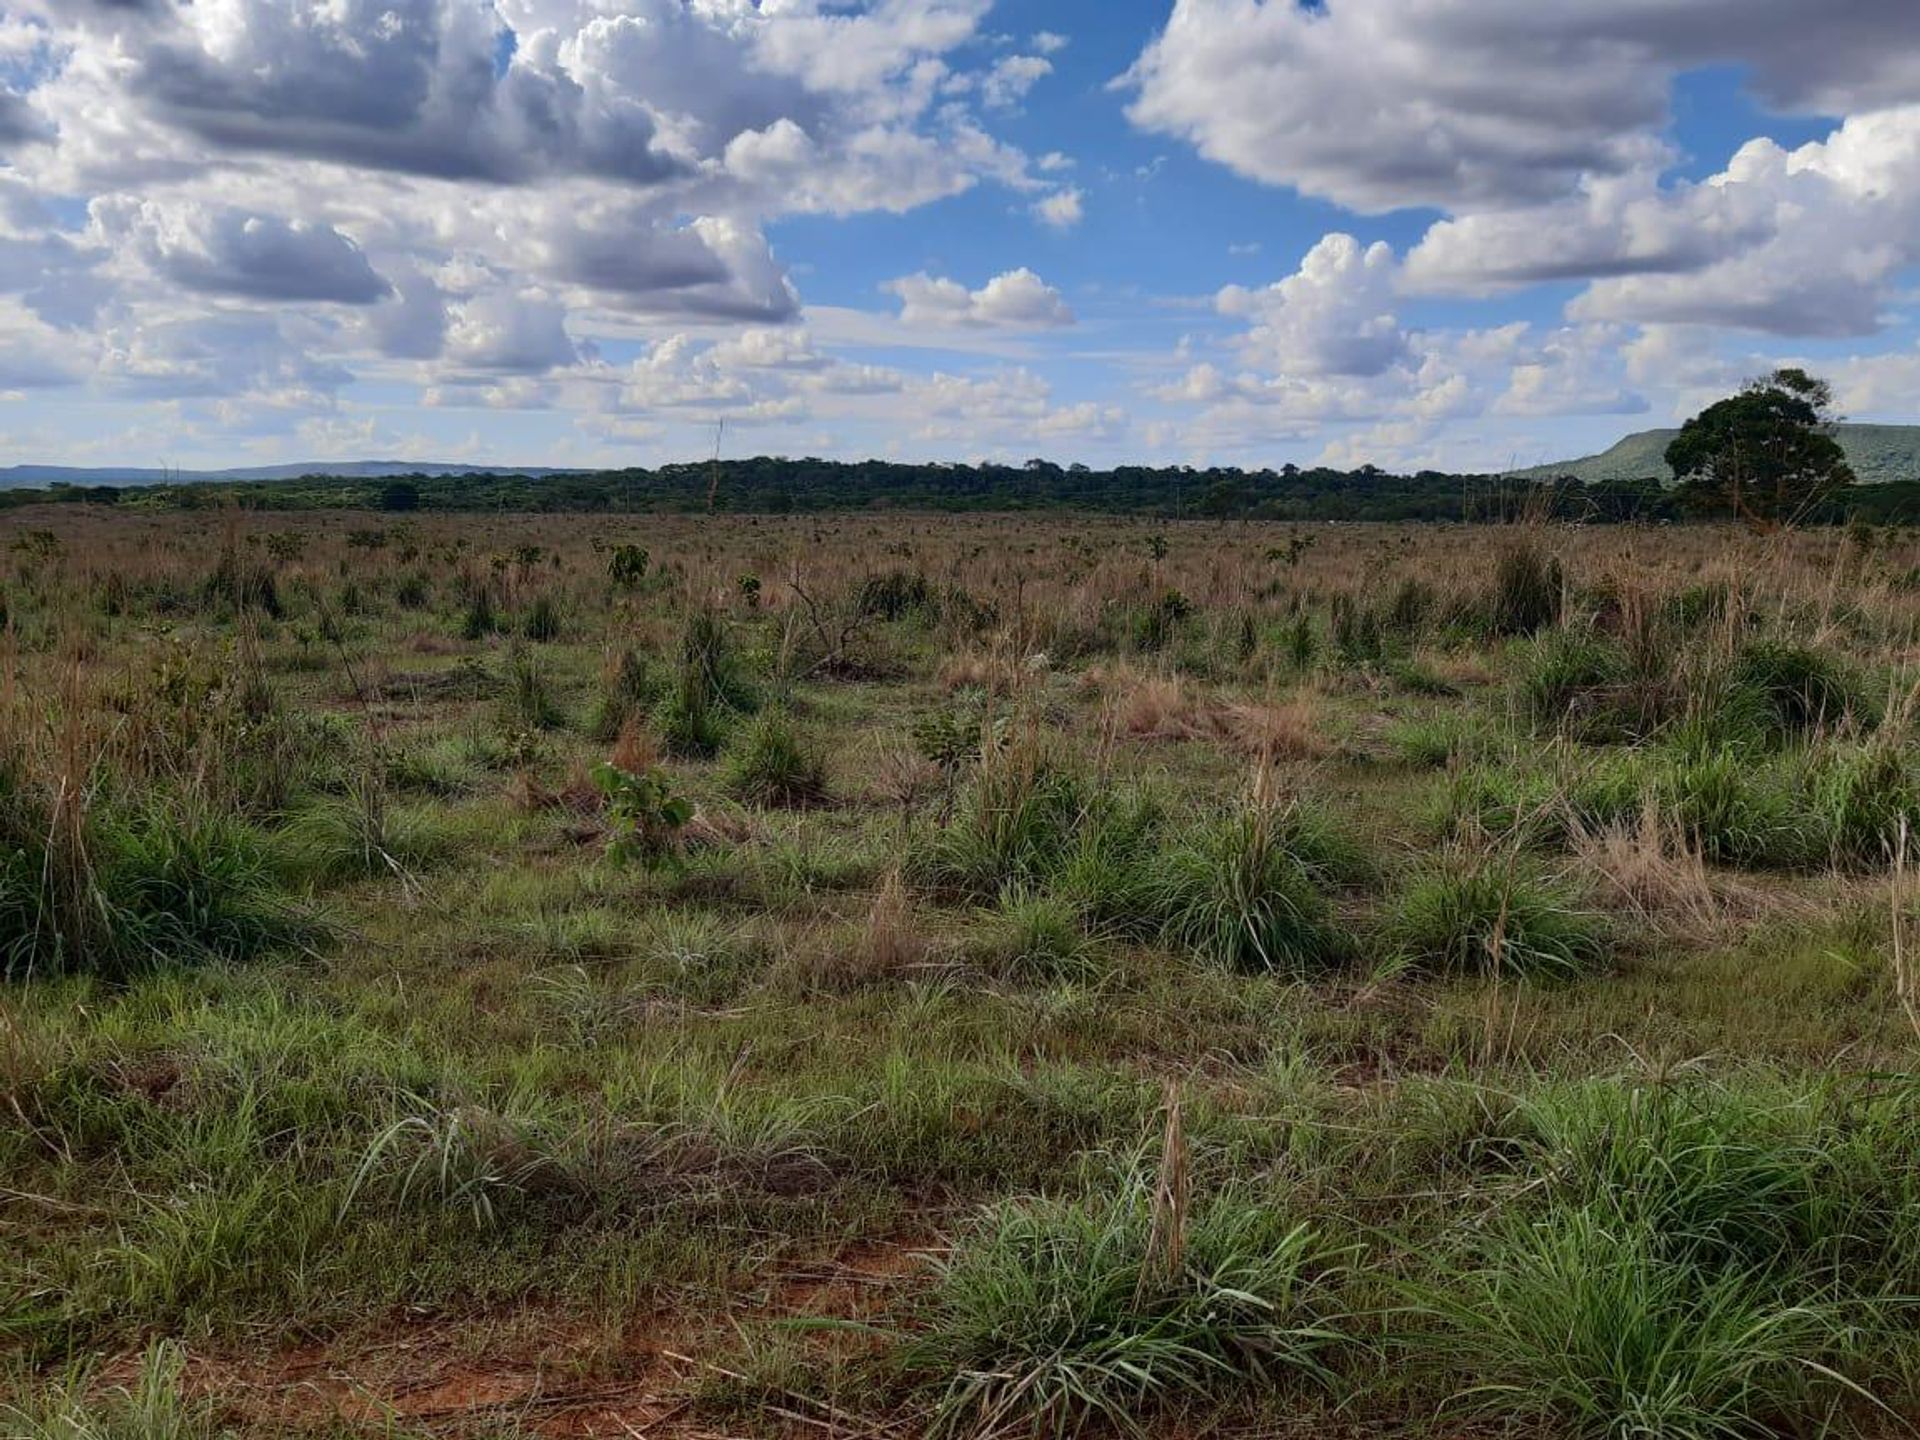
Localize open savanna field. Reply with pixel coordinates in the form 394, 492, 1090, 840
6, 505, 1920, 1439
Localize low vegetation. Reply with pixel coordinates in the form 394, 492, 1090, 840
2, 507, 1918, 1437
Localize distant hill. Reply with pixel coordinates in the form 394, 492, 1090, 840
0, 460, 581, 488
1511, 423, 1920, 485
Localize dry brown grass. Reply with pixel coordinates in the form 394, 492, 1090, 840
1099, 666, 1330, 760
780, 869, 930, 993
1565, 795, 1794, 945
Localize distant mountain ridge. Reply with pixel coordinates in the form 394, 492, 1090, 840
1511, 423, 1920, 485
0, 460, 581, 488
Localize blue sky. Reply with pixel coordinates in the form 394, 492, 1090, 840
0, 0, 1917, 474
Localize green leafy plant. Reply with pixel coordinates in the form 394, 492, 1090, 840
594, 762, 694, 868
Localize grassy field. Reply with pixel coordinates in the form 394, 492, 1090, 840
3, 505, 1920, 1439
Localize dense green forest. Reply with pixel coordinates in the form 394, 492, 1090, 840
7, 456, 1920, 523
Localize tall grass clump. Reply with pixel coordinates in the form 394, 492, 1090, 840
588, 647, 658, 742
1487, 540, 1563, 636
1385, 853, 1603, 979
501, 645, 567, 731
1150, 793, 1354, 973
971, 888, 1099, 983
657, 608, 756, 759
2, 755, 310, 980
1412, 1076, 1920, 1438
721, 709, 829, 807
1517, 629, 1648, 739
279, 780, 452, 888
1055, 788, 1166, 940
1727, 638, 1864, 742
1417, 1208, 1849, 1440
912, 741, 1087, 899
915, 1170, 1351, 1438
2, 1339, 217, 1440
1806, 740, 1919, 869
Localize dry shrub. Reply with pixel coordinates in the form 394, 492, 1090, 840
1222, 700, 1329, 761
685, 806, 753, 850
866, 744, 942, 808
1117, 673, 1206, 740
786, 869, 929, 992
506, 769, 558, 812
1569, 795, 1755, 943
1106, 668, 1328, 760
609, 714, 661, 773
860, 868, 926, 975
936, 647, 1026, 694
1428, 652, 1498, 689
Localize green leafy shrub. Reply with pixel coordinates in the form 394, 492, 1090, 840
595, 762, 693, 868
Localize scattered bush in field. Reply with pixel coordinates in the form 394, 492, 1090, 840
915, 1173, 1351, 1438
1385, 855, 1603, 979
595, 762, 693, 868
1151, 802, 1351, 972
721, 709, 829, 807
607, 543, 650, 587
911, 706, 1001, 775
1488, 541, 1563, 635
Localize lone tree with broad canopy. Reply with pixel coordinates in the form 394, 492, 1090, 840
1665, 368, 1854, 525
